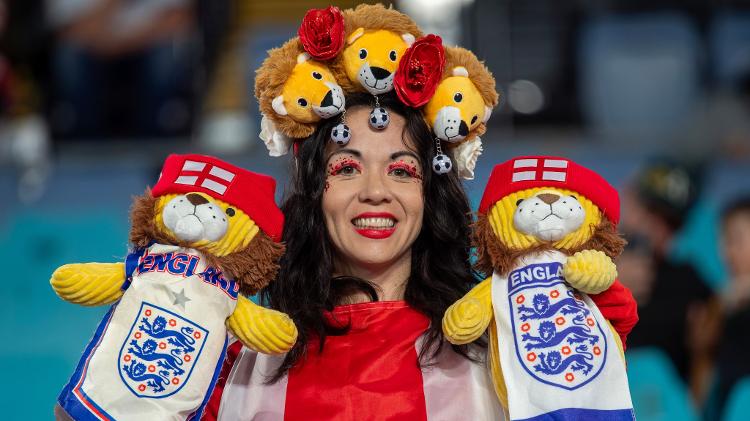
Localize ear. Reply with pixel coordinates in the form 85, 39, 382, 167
272, 95, 287, 116
483, 105, 493, 123
452, 66, 469, 77
402, 33, 415, 46
347, 27, 365, 45
297, 52, 310, 64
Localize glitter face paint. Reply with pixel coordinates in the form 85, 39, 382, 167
387, 159, 422, 181
327, 156, 362, 176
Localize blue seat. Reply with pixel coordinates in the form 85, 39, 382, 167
723, 377, 750, 421
626, 347, 698, 421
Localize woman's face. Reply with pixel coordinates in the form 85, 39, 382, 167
322, 106, 424, 270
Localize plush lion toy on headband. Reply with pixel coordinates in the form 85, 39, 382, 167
443, 156, 634, 420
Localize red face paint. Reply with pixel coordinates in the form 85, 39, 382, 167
328, 157, 362, 176
387, 160, 422, 181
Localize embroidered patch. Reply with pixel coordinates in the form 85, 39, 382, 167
118, 302, 209, 398
508, 262, 606, 390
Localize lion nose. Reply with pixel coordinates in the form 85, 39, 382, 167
370, 66, 391, 80
186, 193, 209, 206
458, 121, 469, 136
537, 193, 560, 205
321, 90, 334, 107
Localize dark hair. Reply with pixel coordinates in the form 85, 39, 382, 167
261, 91, 483, 381
722, 196, 750, 223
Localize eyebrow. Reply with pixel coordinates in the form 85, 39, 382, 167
327, 148, 362, 161
390, 151, 420, 161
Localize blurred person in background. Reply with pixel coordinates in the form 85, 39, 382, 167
707, 197, 750, 419
47, 0, 195, 138
620, 158, 720, 402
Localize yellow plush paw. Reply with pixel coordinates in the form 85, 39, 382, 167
227, 296, 298, 355
50, 263, 125, 306
443, 297, 492, 345
563, 250, 617, 294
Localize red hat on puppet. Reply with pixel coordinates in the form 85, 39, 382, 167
152, 154, 284, 242
479, 156, 620, 225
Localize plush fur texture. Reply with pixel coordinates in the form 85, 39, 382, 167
255, 38, 318, 139
129, 189, 284, 296
330, 3, 424, 92
473, 213, 626, 277
443, 47, 499, 108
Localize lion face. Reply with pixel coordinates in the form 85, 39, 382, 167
342, 28, 414, 95
533, 293, 550, 314
424, 67, 491, 142
539, 321, 556, 341
486, 187, 602, 251
272, 53, 345, 123
155, 192, 260, 257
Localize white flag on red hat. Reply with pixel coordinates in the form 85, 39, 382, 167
512, 158, 569, 183
175, 160, 236, 196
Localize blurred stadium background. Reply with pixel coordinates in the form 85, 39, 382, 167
1, 0, 750, 419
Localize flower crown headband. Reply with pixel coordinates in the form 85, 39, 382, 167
255, 4, 499, 179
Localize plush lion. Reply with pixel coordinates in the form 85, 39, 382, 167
443, 156, 634, 420
331, 3, 422, 95
52, 154, 298, 420
255, 37, 346, 141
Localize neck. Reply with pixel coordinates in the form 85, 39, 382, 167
333, 251, 411, 303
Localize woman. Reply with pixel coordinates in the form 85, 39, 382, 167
204, 92, 638, 420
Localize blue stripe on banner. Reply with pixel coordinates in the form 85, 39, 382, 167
514, 408, 635, 421
58, 305, 118, 421
187, 334, 230, 421
122, 246, 147, 290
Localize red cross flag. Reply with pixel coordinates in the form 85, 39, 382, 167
479, 156, 620, 225
151, 154, 284, 242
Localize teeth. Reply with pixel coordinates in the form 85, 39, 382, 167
353, 217, 396, 229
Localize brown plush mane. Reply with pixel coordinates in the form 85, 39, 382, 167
255, 37, 317, 139
473, 212, 626, 277
443, 46, 499, 108
129, 189, 285, 296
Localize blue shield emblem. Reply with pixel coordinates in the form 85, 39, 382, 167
507, 262, 607, 390
118, 302, 209, 398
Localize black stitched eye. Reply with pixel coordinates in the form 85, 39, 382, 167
359, 49, 367, 59
389, 50, 397, 61
312, 71, 322, 80
454, 93, 463, 102
516, 199, 524, 206
471, 115, 478, 124
226, 208, 235, 217
570, 195, 577, 201
298, 98, 308, 107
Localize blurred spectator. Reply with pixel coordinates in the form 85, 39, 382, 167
47, 0, 195, 138
708, 197, 750, 419
620, 158, 720, 402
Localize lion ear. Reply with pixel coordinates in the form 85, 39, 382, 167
347, 27, 365, 45
297, 52, 310, 64
272, 95, 287, 116
483, 105, 493, 123
402, 33, 415, 46
452, 66, 469, 77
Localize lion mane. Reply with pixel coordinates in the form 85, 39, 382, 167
473, 212, 626, 277
129, 189, 284, 296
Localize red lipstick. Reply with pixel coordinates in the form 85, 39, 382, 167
352, 212, 397, 239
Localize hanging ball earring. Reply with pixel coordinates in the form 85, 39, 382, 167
369, 107, 389, 130
331, 122, 351, 145
432, 154, 452, 174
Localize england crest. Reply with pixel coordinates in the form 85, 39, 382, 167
507, 262, 607, 390
118, 302, 209, 398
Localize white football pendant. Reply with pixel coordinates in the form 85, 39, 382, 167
432, 154, 453, 174
369, 107, 389, 130
330, 123, 351, 145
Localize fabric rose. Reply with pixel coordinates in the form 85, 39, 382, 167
297, 6, 345, 60
453, 136, 483, 180
259, 114, 293, 157
394, 34, 445, 107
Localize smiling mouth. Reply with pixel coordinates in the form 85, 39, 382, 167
351, 215, 397, 239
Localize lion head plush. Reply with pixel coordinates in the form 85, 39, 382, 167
424, 46, 499, 144
256, 38, 346, 141
442, 156, 633, 417
51, 154, 298, 420
331, 3, 423, 95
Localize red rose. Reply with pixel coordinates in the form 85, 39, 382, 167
298, 6, 345, 61
394, 34, 445, 107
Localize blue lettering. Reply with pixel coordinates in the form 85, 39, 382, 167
152, 253, 173, 272
168, 254, 188, 274
185, 256, 199, 277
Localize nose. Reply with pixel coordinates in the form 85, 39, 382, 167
358, 170, 392, 204
321, 90, 333, 107
187, 193, 209, 206
370, 66, 391, 80
537, 193, 560, 205
458, 121, 469, 136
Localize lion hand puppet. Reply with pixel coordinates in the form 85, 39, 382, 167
51, 154, 298, 420
442, 156, 634, 420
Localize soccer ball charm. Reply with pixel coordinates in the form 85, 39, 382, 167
369, 107, 389, 130
432, 154, 452, 174
331, 123, 351, 145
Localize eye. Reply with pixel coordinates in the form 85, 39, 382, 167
454, 92, 463, 103
338, 165, 357, 176
471, 115, 478, 124
312, 71, 322, 80
297, 98, 308, 107
389, 50, 397, 61
225, 208, 235, 217
516, 199, 524, 206
359, 49, 367, 59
